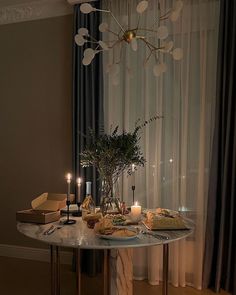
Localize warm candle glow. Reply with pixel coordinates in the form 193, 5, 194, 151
131, 164, 136, 187
77, 177, 82, 203
131, 202, 141, 221
66, 173, 72, 183
132, 164, 135, 172
77, 177, 82, 186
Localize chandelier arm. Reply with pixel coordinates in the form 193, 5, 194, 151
94, 7, 125, 33
108, 39, 123, 50
160, 16, 169, 21
109, 11, 126, 33
107, 29, 120, 37
135, 15, 141, 31
88, 35, 98, 42
96, 8, 111, 13
139, 37, 160, 51
103, 40, 119, 44
144, 50, 154, 66
159, 9, 171, 20
138, 38, 153, 53
86, 40, 99, 44
137, 28, 161, 33
96, 49, 107, 53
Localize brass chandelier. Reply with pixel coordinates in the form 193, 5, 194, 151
75, 0, 183, 82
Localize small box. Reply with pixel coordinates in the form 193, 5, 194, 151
16, 193, 74, 224
16, 209, 60, 224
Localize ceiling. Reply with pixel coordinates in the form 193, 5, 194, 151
0, 0, 74, 25
0, 0, 46, 7
0, 0, 88, 8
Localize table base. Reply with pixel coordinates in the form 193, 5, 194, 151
50, 244, 169, 295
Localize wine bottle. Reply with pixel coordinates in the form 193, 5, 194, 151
84, 181, 95, 213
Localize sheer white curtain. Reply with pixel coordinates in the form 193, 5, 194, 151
103, 0, 219, 289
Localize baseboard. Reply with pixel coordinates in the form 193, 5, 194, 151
0, 244, 73, 265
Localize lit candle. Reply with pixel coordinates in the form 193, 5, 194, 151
77, 177, 82, 203
131, 201, 141, 221
131, 164, 135, 187
66, 173, 72, 201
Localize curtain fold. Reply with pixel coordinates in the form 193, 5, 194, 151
102, 0, 219, 288
203, 1, 236, 294
73, 3, 104, 206
72, 2, 104, 276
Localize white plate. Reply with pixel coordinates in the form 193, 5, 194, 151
96, 228, 139, 241
142, 220, 189, 231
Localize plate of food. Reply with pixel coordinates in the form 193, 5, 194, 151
96, 227, 139, 241
142, 208, 189, 230
104, 213, 127, 226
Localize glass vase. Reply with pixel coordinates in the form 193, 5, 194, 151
100, 179, 121, 215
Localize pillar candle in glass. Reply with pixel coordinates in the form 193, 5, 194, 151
131, 201, 141, 221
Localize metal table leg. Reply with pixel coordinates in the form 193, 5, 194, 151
75, 249, 81, 295
103, 249, 111, 295
50, 245, 60, 295
162, 244, 169, 295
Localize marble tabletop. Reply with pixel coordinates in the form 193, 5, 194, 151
17, 217, 194, 249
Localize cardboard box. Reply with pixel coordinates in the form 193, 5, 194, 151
16, 193, 74, 224
16, 209, 61, 224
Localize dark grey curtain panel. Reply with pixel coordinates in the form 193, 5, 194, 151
72, 2, 103, 276
72, 2, 103, 205
203, 1, 236, 294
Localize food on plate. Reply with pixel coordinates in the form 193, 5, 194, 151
82, 212, 103, 229
111, 228, 137, 237
94, 216, 114, 234
104, 214, 126, 225
145, 209, 186, 229
87, 219, 99, 229
83, 212, 103, 222
156, 208, 173, 216
94, 216, 138, 238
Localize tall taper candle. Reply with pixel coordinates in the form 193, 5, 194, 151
131, 164, 135, 187
77, 177, 82, 202
66, 173, 72, 200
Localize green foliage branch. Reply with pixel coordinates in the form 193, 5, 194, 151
80, 115, 161, 200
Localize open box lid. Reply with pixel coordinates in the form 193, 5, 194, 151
31, 193, 74, 211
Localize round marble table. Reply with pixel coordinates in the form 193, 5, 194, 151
17, 217, 194, 295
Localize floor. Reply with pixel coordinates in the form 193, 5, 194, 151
0, 256, 228, 295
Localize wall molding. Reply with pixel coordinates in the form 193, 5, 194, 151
0, 244, 73, 265
67, 0, 96, 4
0, 0, 73, 25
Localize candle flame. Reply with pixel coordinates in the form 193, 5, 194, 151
135, 201, 139, 206
77, 177, 82, 185
66, 173, 72, 183
132, 164, 135, 172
